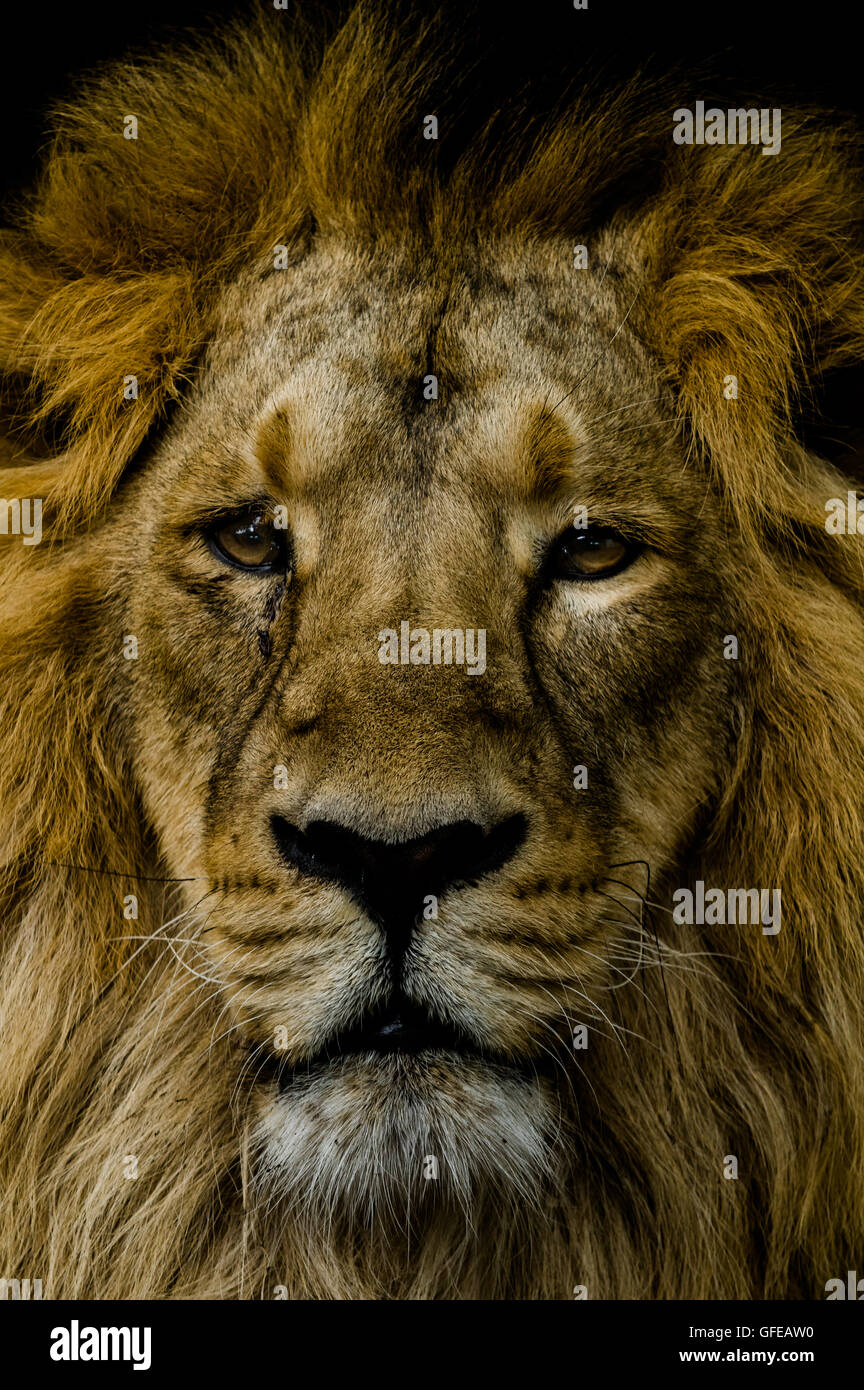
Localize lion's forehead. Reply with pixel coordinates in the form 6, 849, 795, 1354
167, 237, 665, 510
194, 238, 646, 424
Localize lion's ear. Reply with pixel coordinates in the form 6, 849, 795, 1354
0, 14, 303, 532
641, 113, 864, 539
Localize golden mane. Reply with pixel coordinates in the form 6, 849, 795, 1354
2, 1, 864, 1297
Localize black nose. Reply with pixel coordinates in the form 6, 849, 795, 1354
272, 812, 526, 958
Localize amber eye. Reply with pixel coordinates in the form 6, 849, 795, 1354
547, 525, 640, 581
209, 509, 286, 572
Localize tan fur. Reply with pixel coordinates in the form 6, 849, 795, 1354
2, 3, 864, 1299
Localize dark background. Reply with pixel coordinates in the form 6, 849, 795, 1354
0, 0, 859, 203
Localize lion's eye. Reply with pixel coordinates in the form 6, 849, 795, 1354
210, 510, 286, 572
547, 525, 640, 581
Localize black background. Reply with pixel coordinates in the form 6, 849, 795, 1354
0, 0, 860, 203
10, 1297, 859, 1374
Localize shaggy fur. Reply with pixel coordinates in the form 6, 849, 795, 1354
1, 2, 864, 1299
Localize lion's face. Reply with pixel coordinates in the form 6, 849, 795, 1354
114, 234, 734, 1215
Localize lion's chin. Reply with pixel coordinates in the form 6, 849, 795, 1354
252, 1052, 560, 1222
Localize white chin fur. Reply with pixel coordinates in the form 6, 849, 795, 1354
253, 1053, 559, 1224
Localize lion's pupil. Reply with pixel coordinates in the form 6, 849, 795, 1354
214, 512, 280, 568
552, 526, 633, 579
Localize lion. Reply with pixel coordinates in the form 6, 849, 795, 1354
1, 2, 863, 1300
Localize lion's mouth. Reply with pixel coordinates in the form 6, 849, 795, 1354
320, 998, 475, 1055
274, 994, 490, 1089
